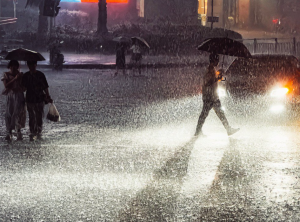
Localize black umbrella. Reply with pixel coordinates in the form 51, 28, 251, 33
198, 37, 251, 58
131, 37, 150, 49
4, 48, 45, 61
113, 36, 131, 44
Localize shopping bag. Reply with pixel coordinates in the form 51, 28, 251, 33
47, 103, 61, 122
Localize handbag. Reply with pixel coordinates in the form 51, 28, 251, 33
46, 103, 61, 122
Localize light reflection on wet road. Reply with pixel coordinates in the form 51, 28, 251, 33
1, 68, 300, 221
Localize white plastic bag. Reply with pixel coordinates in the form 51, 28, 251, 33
47, 103, 61, 122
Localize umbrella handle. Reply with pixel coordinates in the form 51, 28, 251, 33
222, 55, 225, 69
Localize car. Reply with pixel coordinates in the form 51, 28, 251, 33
218, 55, 300, 116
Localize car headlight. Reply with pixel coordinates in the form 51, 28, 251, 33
218, 88, 226, 98
270, 104, 285, 113
270, 87, 289, 98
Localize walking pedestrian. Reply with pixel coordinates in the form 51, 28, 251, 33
194, 53, 240, 137
22, 61, 53, 141
1, 60, 26, 142
115, 42, 126, 77
130, 39, 142, 75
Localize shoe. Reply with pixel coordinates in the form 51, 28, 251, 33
17, 132, 23, 141
5, 134, 12, 142
29, 135, 36, 142
227, 127, 240, 136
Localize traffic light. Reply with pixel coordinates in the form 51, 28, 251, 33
43, 0, 61, 17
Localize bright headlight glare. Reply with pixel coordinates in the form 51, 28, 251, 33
270, 88, 289, 97
218, 88, 226, 97
270, 104, 285, 113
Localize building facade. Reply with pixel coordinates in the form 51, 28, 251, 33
199, 0, 300, 31
136, 0, 198, 23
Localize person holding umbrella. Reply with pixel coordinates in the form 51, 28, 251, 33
115, 42, 127, 77
113, 36, 131, 77
1, 60, 26, 142
5, 48, 53, 141
22, 61, 53, 141
129, 37, 150, 76
194, 37, 251, 136
130, 38, 143, 76
194, 53, 239, 136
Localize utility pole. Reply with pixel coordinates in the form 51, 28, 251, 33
37, 1, 48, 39
97, 0, 108, 34
13, 0, 17, 18
211, 0, 214, 30
49, 17, 53, 36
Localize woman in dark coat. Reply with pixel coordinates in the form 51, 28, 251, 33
115, 42, 126, 76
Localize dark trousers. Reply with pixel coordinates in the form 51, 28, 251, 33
195, 99, 230, 134
27, 102, 44, 135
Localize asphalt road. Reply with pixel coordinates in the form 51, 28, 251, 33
1, 67, 300, 221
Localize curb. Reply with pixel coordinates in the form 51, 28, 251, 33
0, 63, 204, 69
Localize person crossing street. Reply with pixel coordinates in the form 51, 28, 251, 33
194, 53, 240, 137
22, 61, 53, 141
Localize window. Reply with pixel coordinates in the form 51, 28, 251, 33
198, 0, 207, 15
136, 0, 144, 17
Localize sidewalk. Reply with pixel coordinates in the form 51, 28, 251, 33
233, 28, 295, 39
0, 52, 204, 69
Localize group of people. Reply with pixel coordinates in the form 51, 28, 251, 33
115, 38, 143, 77
1, 60, 52, 142
1, 52, 239, 143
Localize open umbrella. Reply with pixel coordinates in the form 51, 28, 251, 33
4, 48, 45, 61
113, 36, 131, 44
131, 37, 150, 49
197, 37, 251, 58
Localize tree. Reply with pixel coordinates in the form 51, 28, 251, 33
26, 0, 48, 34
97, 0, 108, 34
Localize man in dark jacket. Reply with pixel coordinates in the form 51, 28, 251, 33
194, 53, 240, 137
22, 61, 53, 141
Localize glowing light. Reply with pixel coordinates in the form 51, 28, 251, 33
270, 87, 289, 97
61, 0, 128, 2
270, 104, 285, 113
272, 19, 279, 24
218, 88, 226, 98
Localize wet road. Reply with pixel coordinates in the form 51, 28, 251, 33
1, 68, 300, 221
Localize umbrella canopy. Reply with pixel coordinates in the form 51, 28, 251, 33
198, 37, 251, 58
131, 37, 150, 49
4, 48, 45, 61
113, 36, 131, 44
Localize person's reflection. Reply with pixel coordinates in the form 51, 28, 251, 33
193, 137, 267, 221
116, 137, 197, 221
210, 138, 244, 189
153, 137, 197, 181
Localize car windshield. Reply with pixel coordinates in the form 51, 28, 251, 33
228, 56, 298, 79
